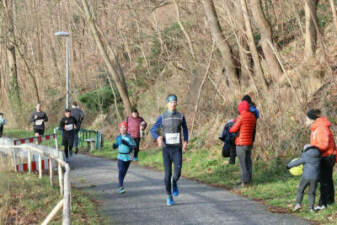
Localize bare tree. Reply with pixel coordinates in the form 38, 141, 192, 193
201, 0, 239, 87
79, 0, 132, 115
2, 0, 21, 109
250, 0, 283, 80
304, 0, 319, 60
239, 0, 268, 90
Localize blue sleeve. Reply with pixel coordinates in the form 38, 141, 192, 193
250, 106, 260, 119
182, 116, 189, 142
151, 115, 162, 140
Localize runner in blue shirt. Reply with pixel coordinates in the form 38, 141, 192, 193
113, 121, 136, 194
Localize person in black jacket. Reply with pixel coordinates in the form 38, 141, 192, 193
29, 103, 48, 144
71, 102, 84, 154
287, 144, 321, 212
59, 109, 78, 163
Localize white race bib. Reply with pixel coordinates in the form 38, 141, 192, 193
165, 133, 180, 145
35, 119, 44, 126
65, 124, 74, 131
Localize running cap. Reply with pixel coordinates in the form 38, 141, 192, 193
166, 94, 177, 103
119, 121, 128, 129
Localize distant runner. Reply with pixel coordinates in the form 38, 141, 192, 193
0, 113, 6, 137
126, 108, 147, 161
59, 109, 78, 163
29, 103, 48, 144
151, 94, 188, 206
71, 102, 84, 154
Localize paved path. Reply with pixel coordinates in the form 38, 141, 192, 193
70, 154, 311, 225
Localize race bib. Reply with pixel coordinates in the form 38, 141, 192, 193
165, 133, 180, 145
35, 119, 44, 126
65, 124, 74, 131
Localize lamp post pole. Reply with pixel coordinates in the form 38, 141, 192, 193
54, 31, 70, 109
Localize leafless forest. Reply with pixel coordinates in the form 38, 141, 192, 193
0, 0, 336, 159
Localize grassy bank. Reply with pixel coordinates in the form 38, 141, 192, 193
0, 172, 103, 225
91, 138, 337, 225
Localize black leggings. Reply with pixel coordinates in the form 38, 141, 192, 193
133, 138, 141, 158
319, 155, 336, 206
63, 137, 74, 158
162, 146, 182, 195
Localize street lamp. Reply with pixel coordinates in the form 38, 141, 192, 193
54, 31, 70, 109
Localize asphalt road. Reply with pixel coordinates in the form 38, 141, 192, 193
70, 154, 311, 225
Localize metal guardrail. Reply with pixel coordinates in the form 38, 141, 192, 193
53, 127, 103, 150
0, 138, 71, 225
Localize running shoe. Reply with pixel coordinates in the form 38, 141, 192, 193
167, 195, 175, 206
119, 187, 126, 194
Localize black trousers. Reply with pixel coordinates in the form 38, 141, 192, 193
162, 145, 182, 195
133, 138, 141, 158
0, 125, 3, 137
296, 178, 318, 209
319, 155, 336, 206
63, 136, 74, 158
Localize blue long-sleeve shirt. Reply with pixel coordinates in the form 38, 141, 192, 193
113, 134, 136, 161
151, 114, 189, 142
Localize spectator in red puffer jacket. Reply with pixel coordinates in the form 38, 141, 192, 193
229, 100, 257, 186
126, 108, 147, 161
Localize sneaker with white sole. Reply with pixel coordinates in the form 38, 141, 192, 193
293, 203, 301, 212
314, 205, 327, 211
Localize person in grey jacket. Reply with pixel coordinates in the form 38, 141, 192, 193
287, 144, 321, 212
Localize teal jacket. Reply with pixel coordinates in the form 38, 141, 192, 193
113, 134, 136, 161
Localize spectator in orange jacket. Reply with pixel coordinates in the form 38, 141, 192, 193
230, 100, 257, 186
306, 109, 336, 210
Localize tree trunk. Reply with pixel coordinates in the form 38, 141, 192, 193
202, 0, 239, 88
329, 0, 337, 33
240, 0, 268, 90
2, 0, 21, 109
79, 0, 132, 115
250, 0, 283, 81
304, 0, 319, 60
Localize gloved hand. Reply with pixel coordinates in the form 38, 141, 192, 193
121, 139, 130, 147
286, 165, 290, 170
112, 143, 118, 149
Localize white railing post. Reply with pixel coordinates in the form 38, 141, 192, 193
49, 158, 53, 187
62, 164, 71, 225
58, 162, 64, 195
38, 154, 42, 179
12, 147, 17, 172
28, 150, 32, 173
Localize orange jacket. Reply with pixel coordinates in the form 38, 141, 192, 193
310, 117, 336, 157
229, 111, 256, 146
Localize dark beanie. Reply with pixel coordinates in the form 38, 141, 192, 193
307, 109, 321, 120
242, 95, 252, 104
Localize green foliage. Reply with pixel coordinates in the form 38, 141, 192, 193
79, 87, 121, 113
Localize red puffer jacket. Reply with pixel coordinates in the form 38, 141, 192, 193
229, 101, 257, 146
310, 117, 336, 158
